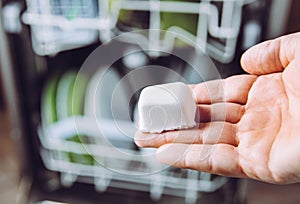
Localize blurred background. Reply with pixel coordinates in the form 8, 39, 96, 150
1, 0, 300, 203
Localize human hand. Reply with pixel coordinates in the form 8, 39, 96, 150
135, 32, 300, 184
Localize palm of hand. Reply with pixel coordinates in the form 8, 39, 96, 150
236, 72, 300, 183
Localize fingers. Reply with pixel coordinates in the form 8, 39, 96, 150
241, 32, 300, 75
196, 103, 245, 123
156, 143, 245, 178
190, 75, 257, 105
135, 122, 238, 148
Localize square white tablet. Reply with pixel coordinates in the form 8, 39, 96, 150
138, 82, 196, 133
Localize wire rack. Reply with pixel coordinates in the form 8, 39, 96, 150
38, 116, 229, 203
21, 0, 257, 63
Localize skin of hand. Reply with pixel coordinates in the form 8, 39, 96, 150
135, 32, 300, 184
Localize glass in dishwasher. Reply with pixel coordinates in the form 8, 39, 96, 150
22, 0, 99, 55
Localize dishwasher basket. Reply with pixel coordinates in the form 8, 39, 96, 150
22, 0, 257, 63
39, 117, 229, 203
38, 66, 229, 203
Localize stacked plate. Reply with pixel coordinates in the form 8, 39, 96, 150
41, 68, 137, 168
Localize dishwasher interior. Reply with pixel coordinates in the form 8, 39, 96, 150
0, 0, 279, 203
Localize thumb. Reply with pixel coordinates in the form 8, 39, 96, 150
241, 33, 300, 75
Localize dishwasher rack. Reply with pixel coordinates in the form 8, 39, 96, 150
39, 116, 229, 204
38, 65, 229, 203
21, 0, 258, 63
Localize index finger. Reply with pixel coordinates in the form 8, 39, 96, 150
189, 74, 257, 105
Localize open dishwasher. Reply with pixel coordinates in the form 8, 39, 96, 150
0, 0, 289, 203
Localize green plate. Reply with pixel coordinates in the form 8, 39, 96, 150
67, 72, 94, 165
70, 72, 89, 116
42, 76, 59, 126
56, 72, 77, 120
42, 72, 94, 165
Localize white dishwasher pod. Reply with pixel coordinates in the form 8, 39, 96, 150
138, 82, 197, 133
